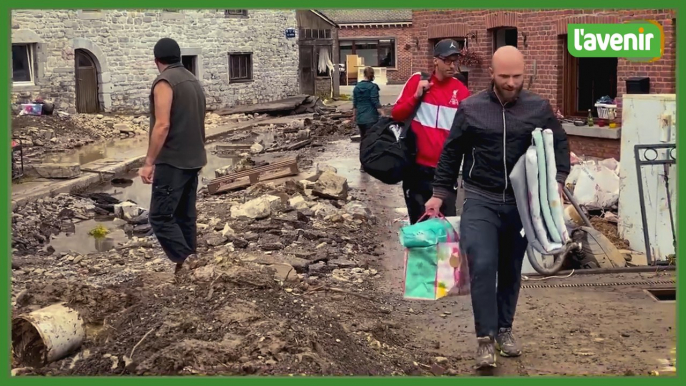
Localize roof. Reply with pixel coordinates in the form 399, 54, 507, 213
315, 9, 412, 24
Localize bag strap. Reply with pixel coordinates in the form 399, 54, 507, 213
402, 72, 431, 129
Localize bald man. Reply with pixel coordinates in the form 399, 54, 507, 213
425, 46, 570, 369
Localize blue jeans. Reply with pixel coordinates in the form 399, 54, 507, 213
460, 197, 528, 338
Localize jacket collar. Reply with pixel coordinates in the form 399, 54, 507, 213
162, 62, 184, 72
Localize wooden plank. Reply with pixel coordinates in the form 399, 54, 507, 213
207, 157, 299, 194
215, 142, 253, 151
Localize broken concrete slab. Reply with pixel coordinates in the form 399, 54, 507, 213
312, 171, 349, 200
230, 195, 283, 220
215, 95, 311, 116
32, 163, 81, 179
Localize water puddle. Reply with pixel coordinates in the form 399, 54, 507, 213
90, 129, 284, 211
41, 136, 149, 165
49, 218, 131, 255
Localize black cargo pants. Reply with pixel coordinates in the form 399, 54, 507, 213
149, 163, 201, 264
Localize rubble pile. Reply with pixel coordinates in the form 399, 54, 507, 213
12, 112, 256, 160
9, 167, 444, 376
11, 194, 98, 255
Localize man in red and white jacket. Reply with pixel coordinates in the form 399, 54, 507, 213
392, 39, 471, 224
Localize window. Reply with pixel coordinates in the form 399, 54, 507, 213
299, 29, 332, 39
338, 39, 396, 68
563, 36, 617, 117
225, 10, 247, 17
493, 28, 518, 52
229, 53, 253, 83
12, 43, 35, 84
182, 55, 197, 76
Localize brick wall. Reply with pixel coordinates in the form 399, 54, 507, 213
411, 9, 676, 118
568, 135, 621, 161
338, 26, 414, 84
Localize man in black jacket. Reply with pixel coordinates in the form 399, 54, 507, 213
425, 46, 570, 369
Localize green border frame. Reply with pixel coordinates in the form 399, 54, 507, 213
2, 1, 683, 382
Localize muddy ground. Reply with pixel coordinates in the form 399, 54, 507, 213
11, 112, 258, 164
11, 121, 676, 376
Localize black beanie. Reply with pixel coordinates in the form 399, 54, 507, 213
154, 38, 181, 64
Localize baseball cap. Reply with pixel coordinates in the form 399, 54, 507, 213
433, 39, 462, 58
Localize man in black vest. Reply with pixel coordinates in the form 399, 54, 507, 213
139, 37, 207, 274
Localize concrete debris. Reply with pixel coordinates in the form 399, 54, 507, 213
313, 171, 349, 200
32, 163, 81, 179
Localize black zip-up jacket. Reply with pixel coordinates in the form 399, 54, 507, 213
433, 86, 570, 203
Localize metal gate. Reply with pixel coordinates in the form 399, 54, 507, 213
75, 49, 99, 113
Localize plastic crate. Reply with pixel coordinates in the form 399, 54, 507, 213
594, 103, 617, 120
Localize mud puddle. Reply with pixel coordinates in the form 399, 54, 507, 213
86, 128, 284, 210
40, 136, 149, 165
48, 218, 131, 255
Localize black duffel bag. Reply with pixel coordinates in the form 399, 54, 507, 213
359, 72, 429, 185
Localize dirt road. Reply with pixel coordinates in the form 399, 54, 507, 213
11, 137, 676, 376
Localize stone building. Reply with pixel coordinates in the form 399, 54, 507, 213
410, 9, 677, 160
317, 9, 413, 85
11, 9, 300, 114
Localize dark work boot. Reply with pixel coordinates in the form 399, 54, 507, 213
496, 327, 522, 357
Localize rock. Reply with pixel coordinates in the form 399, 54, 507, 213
329, 259, 357, 268
308, 262, 331, 275
312, 172, 349, 200
15, 290, 31, 306
114, 202, 142, 221
311, 202, 338, 219
288, 195, 309, 210
269, 263, 299, 282
435, 356, 449, 364
133, 224, 151, 234
32, 163, 81, 179
250, 143, 265, 154
206, 233, 228, 247
298, 179, 316, 190
283, 256, 310, 273
343, 202, 371, 221
260, 242, 285, 251
229, 236, 249, 249
230, 195, 283, 219
221, 223, 235, 237
192, 265, 216, 281
316, 163, 337, 174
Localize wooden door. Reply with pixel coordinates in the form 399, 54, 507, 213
75, 50, 99, 113
299, 45, 315, 95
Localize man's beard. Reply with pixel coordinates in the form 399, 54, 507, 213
494, 83, 523, 102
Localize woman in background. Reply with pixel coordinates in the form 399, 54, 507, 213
352, 66, 383, 139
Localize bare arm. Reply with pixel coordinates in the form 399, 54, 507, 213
145, 80, 173, 167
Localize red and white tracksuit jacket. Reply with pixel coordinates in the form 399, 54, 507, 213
391, 72, 471, 168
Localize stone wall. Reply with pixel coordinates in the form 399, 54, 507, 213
11, 9, 300, 114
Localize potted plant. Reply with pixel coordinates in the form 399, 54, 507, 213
458, 47, 483, 71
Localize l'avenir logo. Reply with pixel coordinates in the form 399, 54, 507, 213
567, 20, 665, 62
